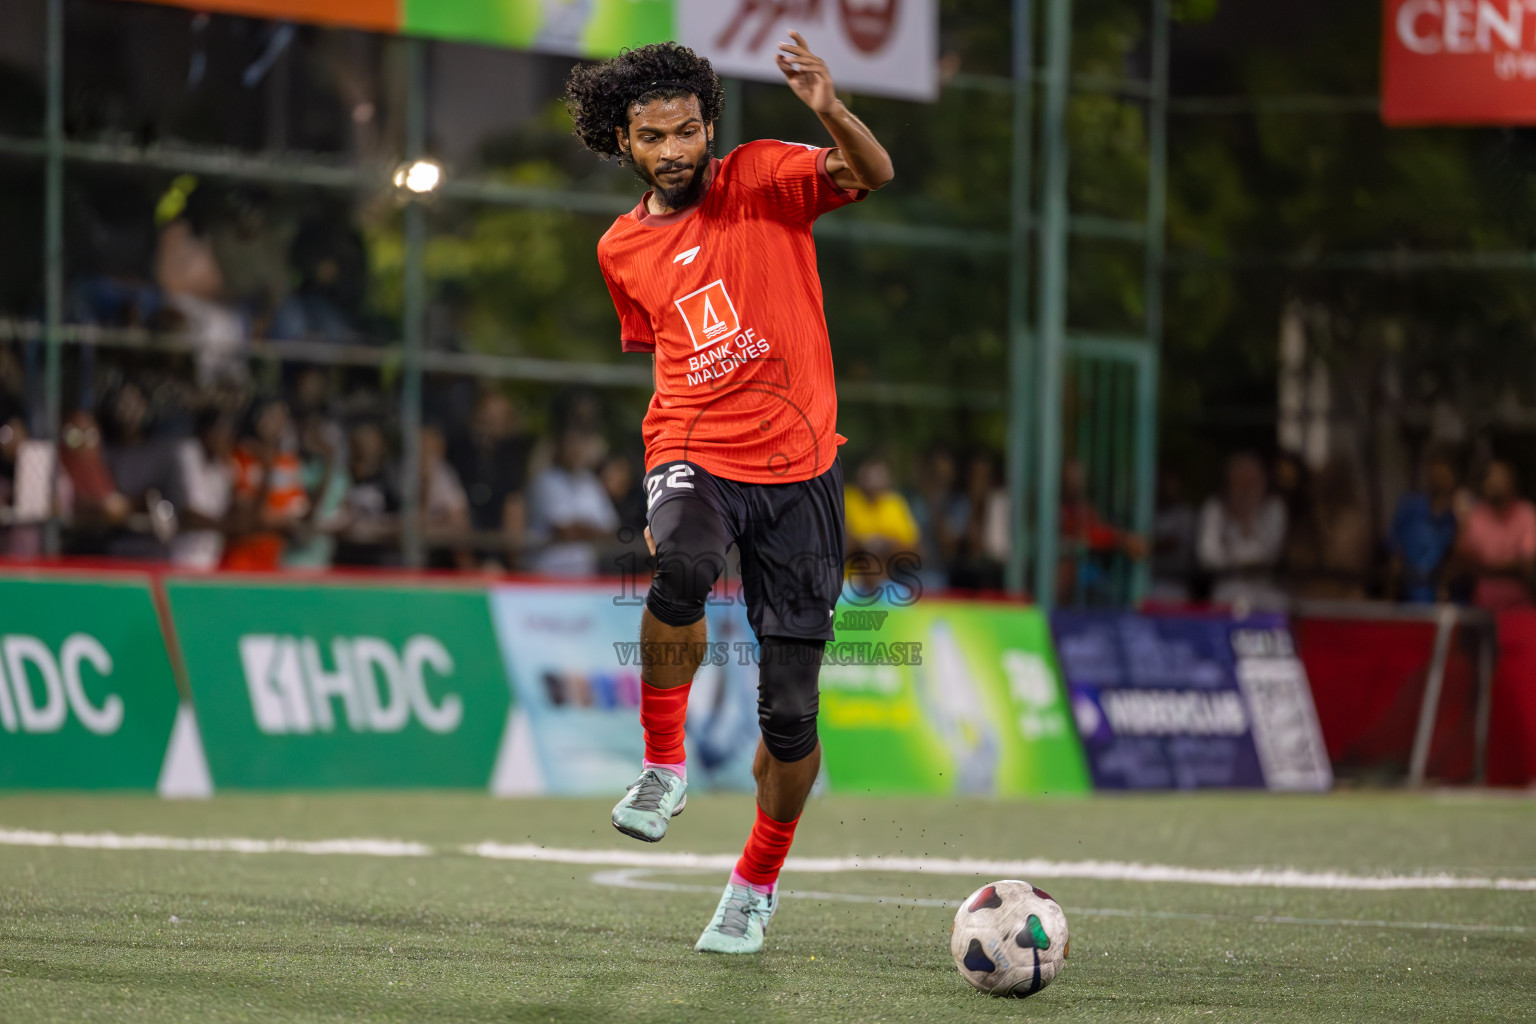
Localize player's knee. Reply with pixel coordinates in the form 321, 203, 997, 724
644, 500, 729, 628
757, 637, 824, 763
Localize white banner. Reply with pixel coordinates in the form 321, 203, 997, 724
677, 0, 938, 103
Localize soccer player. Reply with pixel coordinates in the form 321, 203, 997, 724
565, 36, 893, 953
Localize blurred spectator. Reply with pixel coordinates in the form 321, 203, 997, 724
59, 409, 129, 553
596, 451, 649, 572
547, 389, 610, 471
1388, 452, 1460, 603
844, 453, 921, 585
0, 397, 31, 556
223, 397, 308, 571
1455, 459, 1536, 610
333, 421, 400, 567
1150, 468, 1198, 602
65, 178, 162, 329
268, 217, 367, 343
906, 445, 966, 591
1273, 452, 1309, 534
6, 421, 64, 559
526, 429, 618, 577
0, 352, 28, 545
421, 423, 473, 570
451, 390, 531, 567
153, 178, 246, 386
0, 348, 24, 417
210, 188, 291, 333
600, 451, 648, 535
170, 407, 235, 570
1284, 460, 1370, 600
1196, 452, 1288, 609
100, 381, 180, 560
288, 367, 334, 428
68, 274, 163, 330
948, 450, 1007, 592
1057, 457, 1146, 605
0, 406, 17, 504
281, 368, 347, 569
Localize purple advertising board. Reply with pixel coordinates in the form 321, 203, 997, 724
1051, 611, 1332, 792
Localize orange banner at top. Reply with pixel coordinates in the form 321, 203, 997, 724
131, 0, 399, 33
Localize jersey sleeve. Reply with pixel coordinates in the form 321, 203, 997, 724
738, 140, 867, 223
599, 253, 656, 353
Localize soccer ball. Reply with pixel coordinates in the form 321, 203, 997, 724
950, 879, 1070, 997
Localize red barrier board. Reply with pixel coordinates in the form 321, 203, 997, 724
1488, 609, 1536, 786
1294, 617, 1477, 781
1383, 0, 1536, 125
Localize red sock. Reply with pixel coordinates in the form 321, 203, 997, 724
734, 806, 800, 887
639, 682, 690, 765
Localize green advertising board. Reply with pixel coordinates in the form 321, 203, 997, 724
0, 574, 182, 789
820, 599, 1090, 796
165, 578, 512, 788
0, 571, 1087, 796
401, 0, 671, 55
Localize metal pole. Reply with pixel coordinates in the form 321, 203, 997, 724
1032, 0, 1072, 610
400, 38, 426, 568
1004, 0, 1036, 597
1092, 362, 1109, 521
1116, 361, 1134, 601
1132, 0, 1169, 604
1407, 604, 1457, 787
720, 77, 742, 153
43, 0, 64, 555
1077, 360, 1095, 606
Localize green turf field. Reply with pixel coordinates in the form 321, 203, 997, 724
0, 792, 1531, 1023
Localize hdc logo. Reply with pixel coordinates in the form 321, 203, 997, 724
238, 634, 463, 735
0, 633, 124, 735
675, 279, 742, 350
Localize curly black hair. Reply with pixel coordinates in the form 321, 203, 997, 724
565, 42, 724, 160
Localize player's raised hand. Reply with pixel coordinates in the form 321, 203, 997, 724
777, 32, 839, 114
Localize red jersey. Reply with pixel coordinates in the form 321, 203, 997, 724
598, 140, 865, 484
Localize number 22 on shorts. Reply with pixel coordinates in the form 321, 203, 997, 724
646, 463, 695, 511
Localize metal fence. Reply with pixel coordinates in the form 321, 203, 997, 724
0, 0, 1181, 596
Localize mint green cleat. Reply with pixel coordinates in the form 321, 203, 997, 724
610, 767, 687, 843
694, 881, 777, 954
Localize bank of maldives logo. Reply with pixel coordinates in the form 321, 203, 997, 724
675, 279, 741, 351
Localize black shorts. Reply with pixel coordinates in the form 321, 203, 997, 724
643, 457, 845, 642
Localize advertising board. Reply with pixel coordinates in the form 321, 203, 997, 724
0, 573, 184, 790
1054, 611, 1332, 791
166, 578, 513, 789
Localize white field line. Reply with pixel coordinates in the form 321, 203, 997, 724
468, 841, 1536, 892
3, 828, 1535, 894
591, 867, 960, 908
0, 828, 431, 857
589, 868, 1533, 935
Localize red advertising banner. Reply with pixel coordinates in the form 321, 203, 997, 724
1383, 0, 1536, 125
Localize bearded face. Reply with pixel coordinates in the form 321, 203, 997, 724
619, 94, 715, 213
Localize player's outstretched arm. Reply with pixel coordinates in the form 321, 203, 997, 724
776, 30, 894, 191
